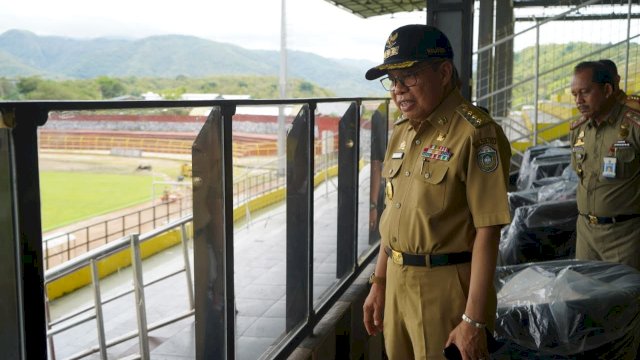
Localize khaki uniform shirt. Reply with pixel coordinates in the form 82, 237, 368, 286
378, 89, 512, 255
570, 102, 640, 217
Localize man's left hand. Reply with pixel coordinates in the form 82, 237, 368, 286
444, 321, 488, 360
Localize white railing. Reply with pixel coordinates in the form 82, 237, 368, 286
44, 216, 195, 360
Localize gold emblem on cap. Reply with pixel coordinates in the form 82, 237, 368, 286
385, 181, 394, 200
386, 32, 398, 48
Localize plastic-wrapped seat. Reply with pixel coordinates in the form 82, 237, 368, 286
492, 260, 640, 359
499, 200, 578, 265
516, 145, 571, 191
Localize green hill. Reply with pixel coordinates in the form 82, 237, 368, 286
0, 29, 385, 97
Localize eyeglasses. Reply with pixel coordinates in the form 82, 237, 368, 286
379, 61, 444, 91
380, 72, 419, 91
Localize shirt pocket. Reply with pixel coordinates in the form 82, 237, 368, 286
615, 147, 639, 179
409, 163, 448, 215
572, 146, 586, 171
382, 158, 404, 203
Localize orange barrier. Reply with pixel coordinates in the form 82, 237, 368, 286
39, 131, 338, 157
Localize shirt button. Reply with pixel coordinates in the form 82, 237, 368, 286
415, 140, 421, 145
404, 171, 411, 176
392, 237, 397, 243
424, 173, 431, 179
395, 203, 401, 209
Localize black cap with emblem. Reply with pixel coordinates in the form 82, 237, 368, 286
365, 24, 454, 80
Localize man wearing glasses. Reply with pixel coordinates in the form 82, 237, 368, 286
362, 24, 511, 360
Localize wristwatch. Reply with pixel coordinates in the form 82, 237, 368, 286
368, 272, 386, 286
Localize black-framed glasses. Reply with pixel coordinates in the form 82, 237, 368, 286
379, 71, 419, 91
379, 60, 445, 91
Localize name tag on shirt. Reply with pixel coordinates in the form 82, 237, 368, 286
392, 152, 404, 159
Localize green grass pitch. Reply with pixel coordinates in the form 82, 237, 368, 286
40, 172, 154, 232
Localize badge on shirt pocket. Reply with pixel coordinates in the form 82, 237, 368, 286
602, 156, 617, 178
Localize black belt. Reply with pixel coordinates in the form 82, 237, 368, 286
385, 247, 471, 267
581, 213, 640, 225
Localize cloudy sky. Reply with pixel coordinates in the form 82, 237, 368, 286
0, 0, 427, 61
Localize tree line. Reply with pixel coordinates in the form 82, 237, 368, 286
0, 75, 335, 101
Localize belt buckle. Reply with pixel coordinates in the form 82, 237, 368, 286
588, 214, 598, 225
391, 249, 403, 266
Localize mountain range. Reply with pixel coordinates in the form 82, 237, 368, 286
0, 29, 386, 97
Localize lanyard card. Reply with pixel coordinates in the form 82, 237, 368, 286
602, 156, 617, 178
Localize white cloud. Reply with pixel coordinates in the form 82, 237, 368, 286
0, 0, 426, 61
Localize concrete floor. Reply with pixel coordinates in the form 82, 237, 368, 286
48, 167, 376, 359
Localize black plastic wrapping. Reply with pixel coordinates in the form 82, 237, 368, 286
516, 145, 571, 191
508, 166, 577, 215
499, 200, 578, 266
493, 260, 640, 359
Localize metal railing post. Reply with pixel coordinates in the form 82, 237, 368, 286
45, 290, 56, 360
180, 223, 195, 310
130, 234, 150, 359
90, 259, 108, 359
532, 20, 540, 147
624, 0, 632, 92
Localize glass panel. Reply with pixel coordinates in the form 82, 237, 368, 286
42, 107, 197, 359
233, 104, 292, 360
313, 101, 350, 304
357, 100, 389, 261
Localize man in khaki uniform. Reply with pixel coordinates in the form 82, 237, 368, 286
570, 61, 640, 271
598, 59, 640, 111
362, 25, 511, 360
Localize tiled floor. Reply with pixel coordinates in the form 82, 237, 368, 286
48, 167, 376, 359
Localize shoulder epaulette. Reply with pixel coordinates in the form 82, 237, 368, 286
393, 115, 409, 126
625, 94, 640, 111
623, 108, 640, 128
570, 116, 588, 130
456, 104, 492, 128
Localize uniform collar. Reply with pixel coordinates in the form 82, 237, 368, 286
591, 99, 624, 127
411, 87, 460, 133
425, 88, 461, 133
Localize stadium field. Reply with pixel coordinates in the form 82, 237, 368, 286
40, 172, 154, 231
38, 152, 273, 232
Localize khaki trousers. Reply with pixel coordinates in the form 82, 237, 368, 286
576, 215, 640, 271
383, 258, 494, 359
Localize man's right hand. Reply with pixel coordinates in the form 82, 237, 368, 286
363, 283, 385, 336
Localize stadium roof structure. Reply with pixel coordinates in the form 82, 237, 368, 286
324, 0, 637, 19
323, 0, 426, 19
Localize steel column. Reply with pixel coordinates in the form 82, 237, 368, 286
193, 105, 236, 359
477, 0, 495, 110
0, 119, 25, 359
494, 0, 515, 117
427, 0, 475, 100
0, 107, 48, 359
336, 102, 360, 278
286, 104, 312, 331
